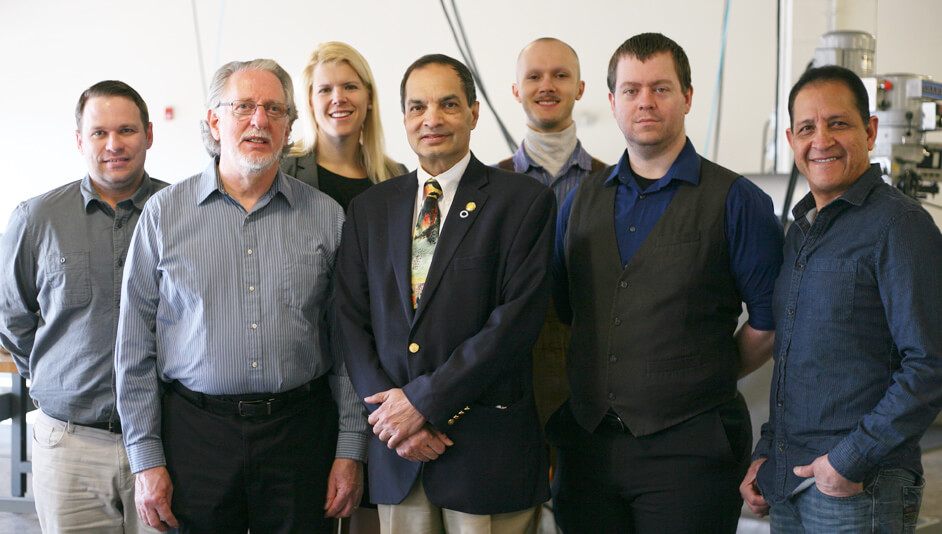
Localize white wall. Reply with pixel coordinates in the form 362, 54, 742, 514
1, 0, 777, 229
0, 0, 940, 229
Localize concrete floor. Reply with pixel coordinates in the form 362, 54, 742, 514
0, 420, 938, 533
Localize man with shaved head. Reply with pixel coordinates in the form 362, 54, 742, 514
499, 37, 605, 205
497, 38, 606, 428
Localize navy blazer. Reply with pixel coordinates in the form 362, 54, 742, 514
334, 154, 555, 514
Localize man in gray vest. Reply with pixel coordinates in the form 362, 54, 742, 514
548, 32, 783, 533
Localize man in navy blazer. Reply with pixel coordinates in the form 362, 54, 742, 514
334, 54, 555, 533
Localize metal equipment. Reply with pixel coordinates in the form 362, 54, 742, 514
865, 74, 942, 198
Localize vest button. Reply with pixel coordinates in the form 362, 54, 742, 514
619, 281, 628, 288
607, 393, 615, 400
629, 226, 636, 232
609, 354, 617, 363
409, 343, 420, 353
613, 317, 622, 326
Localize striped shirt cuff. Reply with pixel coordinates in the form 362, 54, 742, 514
336, 430, 369, 463
126, 439, 167, 474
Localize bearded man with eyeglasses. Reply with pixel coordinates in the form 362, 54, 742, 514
115, 58, 369, 534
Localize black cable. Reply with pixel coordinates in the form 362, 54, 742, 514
451, 0, 481, 73
781, 162, 800, 226
439, 0, 517, 153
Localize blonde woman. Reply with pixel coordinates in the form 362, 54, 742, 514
282, 42, 406, 210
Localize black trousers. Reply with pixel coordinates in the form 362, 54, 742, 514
162, 382, 338, 534
546, 395, 751, 534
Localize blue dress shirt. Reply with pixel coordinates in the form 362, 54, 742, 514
509, 140, 598, 208
554, 139, 783, 330
116, 160, 369, 473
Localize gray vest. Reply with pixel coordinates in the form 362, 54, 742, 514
564, 158, 742, 437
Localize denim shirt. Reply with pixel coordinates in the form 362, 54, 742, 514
755, 164, 942, 504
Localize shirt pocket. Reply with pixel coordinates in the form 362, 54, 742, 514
283, 251, 326, 311
42, 252, 91, 309
798, 258, 856, 322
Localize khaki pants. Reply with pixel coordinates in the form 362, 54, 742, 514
378, 478, 541, 534
32, 411, 159, 534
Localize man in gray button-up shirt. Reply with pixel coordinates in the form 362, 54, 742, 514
116, 59, 369, 534
0, 80, 166, 533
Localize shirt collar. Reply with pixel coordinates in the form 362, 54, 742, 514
514, 140, 593, 174
417, 150, 471, 193
791, 163, 883, 221
605, 138, 701, 190
80, 172, 157, 212
197, 156, 294, 208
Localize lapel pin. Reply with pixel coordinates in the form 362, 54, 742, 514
465, 202, 476, 212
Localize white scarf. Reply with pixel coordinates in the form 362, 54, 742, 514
523, 122, 578, 178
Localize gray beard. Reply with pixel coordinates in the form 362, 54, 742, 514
225, 144, 281, 177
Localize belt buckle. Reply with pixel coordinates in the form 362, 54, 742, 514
238, 399, 274, 417
605, 412, 627, 432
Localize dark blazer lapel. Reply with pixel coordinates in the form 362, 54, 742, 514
413, 156, 489, 323
388, 172, 419, 321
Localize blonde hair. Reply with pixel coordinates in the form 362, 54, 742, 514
289, 42, 399, 183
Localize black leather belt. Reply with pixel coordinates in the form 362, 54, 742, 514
75, 419, 122, 434
169, 376, 327, 418
597, 410, 630, 433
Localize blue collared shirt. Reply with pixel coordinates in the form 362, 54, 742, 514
754, 164, 942, 503
509, 140, 597, 208
554, 139, 783, 330
0, 174, 166, 425
116, 159, 369, 473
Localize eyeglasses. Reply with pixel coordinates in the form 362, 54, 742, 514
217, 100, 290, 119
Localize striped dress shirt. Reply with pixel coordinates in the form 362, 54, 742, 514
116, 159, 368, 474
509, 140, 597, 209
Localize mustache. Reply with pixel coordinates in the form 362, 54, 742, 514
241, 129, 272, 142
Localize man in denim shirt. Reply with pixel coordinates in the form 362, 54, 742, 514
740, 65, 942, 532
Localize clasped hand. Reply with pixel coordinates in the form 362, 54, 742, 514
365, 388, 453, 462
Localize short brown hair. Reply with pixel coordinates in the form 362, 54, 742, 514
75, 80, 149, 130
607, 33, 691, 94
